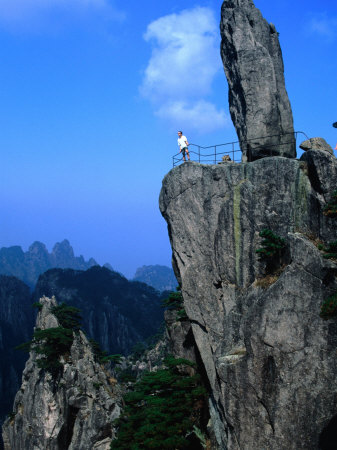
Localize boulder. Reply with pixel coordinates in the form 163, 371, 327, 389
299, 137, 333, 154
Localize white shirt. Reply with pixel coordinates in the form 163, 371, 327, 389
178, 135, 188, 149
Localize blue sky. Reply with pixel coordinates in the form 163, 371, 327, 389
0, 0, 336, 278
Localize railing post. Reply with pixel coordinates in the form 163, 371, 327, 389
199, 146, 200, 163
214, 145, 217, 164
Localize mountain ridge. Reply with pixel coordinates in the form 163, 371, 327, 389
0, 240, 97, 288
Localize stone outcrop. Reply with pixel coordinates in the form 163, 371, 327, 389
2, 296, 122, 450
220, 0, 296, 161
165, 310, 197, 364
300, 137, 333, 154
160, 152, 337, 449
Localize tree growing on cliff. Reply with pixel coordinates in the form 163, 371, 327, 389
16, 301, 82, 375
256, 228, 287, 275
111, 356, 207, 449
162, 288, 187, 321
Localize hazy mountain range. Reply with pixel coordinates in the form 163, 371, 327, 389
0, 240, 176, 292
0, 240, 97, 288
132, 265, 177, 292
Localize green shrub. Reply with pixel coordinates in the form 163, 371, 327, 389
89, 339, 122, 365
324, 190, 337, 218
162, 288, 188, 321
16, 302, 82, 376
116, 367, 137, 383
161, 289, 183, 310
111, 356, 207, 450
16, 327, 73, 373
318, 240, 337, 260
256, 229, 286, 258
32, 301, 43, 311
176, 308, 188, 320
51, 303, 82, 331
320, 292, 337, 319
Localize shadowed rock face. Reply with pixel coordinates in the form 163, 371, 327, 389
220, 0, 296, 161
160, 151, 337, 448
0, 276, 34, 441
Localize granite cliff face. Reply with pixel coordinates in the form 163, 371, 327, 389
160, 148, 337, 449
220, 0, 295, 161
2, 296, 122, 450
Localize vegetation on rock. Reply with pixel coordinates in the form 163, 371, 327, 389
111, 356, 207, 450
323, 190, 337, 217
51, 303, 82, 330
16, 301, 82, 375
32, 301, 43, 311
162, 288, 187, 321
317, 240, 337, 260
89, 339, 122, 365
320, 292, 337, 319
256, 229, 286, 258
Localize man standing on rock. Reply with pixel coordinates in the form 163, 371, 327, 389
177, 131, 190, 162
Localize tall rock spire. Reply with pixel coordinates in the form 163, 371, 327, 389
220, 0, 296, 161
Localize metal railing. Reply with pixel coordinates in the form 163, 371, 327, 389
173, 131, 309, 167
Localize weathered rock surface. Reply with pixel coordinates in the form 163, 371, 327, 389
2, 296, 122, 450
300, 137, 333, 154
220, 0, 296, 161
165, 310, 197, 364
160, 154, 337, 449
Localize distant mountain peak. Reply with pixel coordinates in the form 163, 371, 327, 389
28, 241, 48, 255
0, 240, 97, 288
52, 239, 74, 258
133, 264, 177, 292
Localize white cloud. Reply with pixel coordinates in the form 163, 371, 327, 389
306, 14, 337, 41
141, 7, 229, 134
156, 100, 229, 134
0, 0, 124, 30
